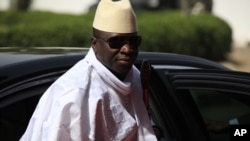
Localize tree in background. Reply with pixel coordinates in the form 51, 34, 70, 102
180, 0, 213, 16
145, 0, 212, 14
10, 0, 32, 11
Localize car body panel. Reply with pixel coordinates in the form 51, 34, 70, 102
0, 47, 249, 141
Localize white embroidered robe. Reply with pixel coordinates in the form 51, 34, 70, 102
20, 48, 157, 141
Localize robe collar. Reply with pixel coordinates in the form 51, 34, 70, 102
85, 48, 136, 95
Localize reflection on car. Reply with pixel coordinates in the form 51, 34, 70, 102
0, 47, 250, 141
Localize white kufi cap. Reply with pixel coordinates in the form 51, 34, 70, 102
93, 0, 138, 33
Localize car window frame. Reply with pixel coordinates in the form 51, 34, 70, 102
149, 68, 211, 141
153, 68, 250, 141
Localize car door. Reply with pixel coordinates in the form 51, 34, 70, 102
149, 68, 250, 141
0, 69, 68, 141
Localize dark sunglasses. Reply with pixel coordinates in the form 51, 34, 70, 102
94, 35, 141, 49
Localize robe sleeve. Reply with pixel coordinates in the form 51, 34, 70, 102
20, 84, 93, 141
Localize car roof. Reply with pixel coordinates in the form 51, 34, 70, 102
0, 47, 227, 68
0, 47, 229, 88
0, 47, 89, 66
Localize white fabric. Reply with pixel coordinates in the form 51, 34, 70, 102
20, 48, 157, 141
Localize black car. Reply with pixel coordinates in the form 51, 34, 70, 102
1, 47, 250, 141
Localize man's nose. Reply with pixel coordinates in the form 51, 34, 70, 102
120, 42, 133, 52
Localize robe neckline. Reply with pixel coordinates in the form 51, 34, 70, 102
85, 48, 136, 96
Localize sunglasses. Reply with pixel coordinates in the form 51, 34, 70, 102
94, 35, 141, 49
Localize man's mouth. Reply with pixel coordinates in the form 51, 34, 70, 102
116, 57, 132, 64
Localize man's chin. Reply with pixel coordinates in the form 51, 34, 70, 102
114, 65, 132, 75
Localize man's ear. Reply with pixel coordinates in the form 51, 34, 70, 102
91, 37, 97, 53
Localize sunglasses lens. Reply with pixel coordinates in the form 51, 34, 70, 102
108, 36, 124, 49
108, 36, 141, 49
129, 36, 141, 47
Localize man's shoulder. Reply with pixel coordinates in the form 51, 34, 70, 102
54, 58, 93, 89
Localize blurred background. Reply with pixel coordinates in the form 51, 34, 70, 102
0, 0, 249, 72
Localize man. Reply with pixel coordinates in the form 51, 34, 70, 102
20, 0, 157, 140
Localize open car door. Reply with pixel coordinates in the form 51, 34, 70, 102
149, 69, 250, 141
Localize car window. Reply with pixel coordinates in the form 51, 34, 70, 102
0, 77, 54, 140
0, 95, 41, 141
190, 89, 250, 141
153, 68, 250, 141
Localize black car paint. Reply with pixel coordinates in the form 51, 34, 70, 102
1, 47, 250, 141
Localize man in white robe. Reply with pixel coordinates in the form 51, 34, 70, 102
20, 0, 157, 140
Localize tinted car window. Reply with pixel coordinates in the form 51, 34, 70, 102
0, 95, 41, 141
190, 90, 250, 141
0, 72, 58, 140
153, 68, 250, 141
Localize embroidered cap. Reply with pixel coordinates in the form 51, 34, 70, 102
93, 0, 138, 33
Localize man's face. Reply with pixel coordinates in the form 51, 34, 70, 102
92, 30, 141, 77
